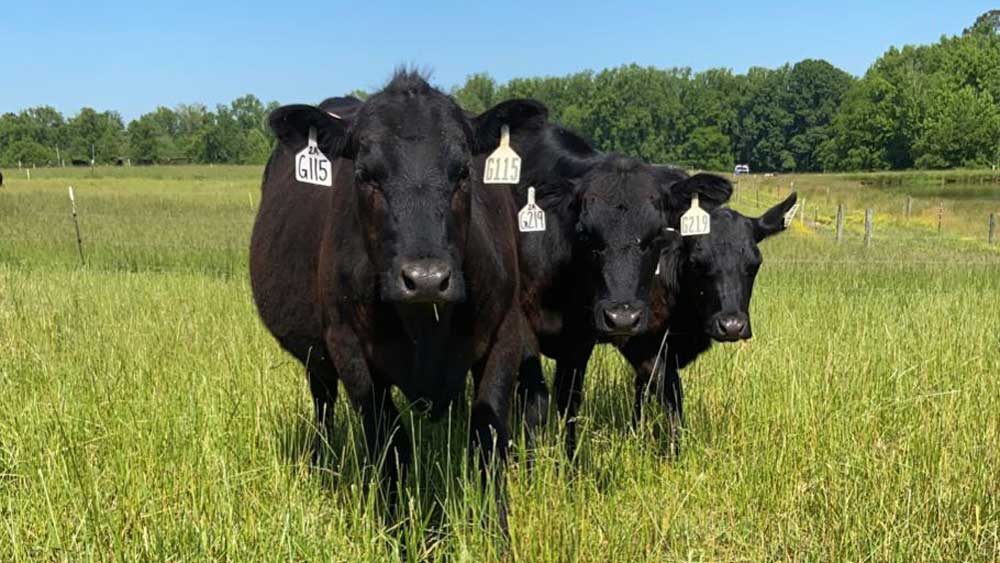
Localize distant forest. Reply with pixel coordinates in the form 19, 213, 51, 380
2, 11, 998, 172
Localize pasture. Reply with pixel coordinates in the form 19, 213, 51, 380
1, 166, 998, 561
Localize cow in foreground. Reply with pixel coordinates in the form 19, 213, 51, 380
619, 192, 798, 454
249, 71, 549, 531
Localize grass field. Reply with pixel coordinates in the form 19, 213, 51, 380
1, 166, 998, 561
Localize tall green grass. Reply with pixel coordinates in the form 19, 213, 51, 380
1, 166, 998, 561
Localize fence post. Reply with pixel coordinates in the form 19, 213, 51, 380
755, 182, 760, 207
938, 202, 944, 233
905, 196, 912, 219
990, 213, 997, 245
800, 198, 807, 225
836, 204, 844, 243
864, 208, 873, 247
68, 186, 85, 266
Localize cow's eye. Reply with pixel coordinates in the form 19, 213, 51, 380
458, 164, 470, 181
354, 168, 372, 184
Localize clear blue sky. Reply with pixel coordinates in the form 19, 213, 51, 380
1, 1, 993, 121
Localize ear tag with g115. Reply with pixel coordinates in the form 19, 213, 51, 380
680, 193, 710, 236
783, 202, 800, 227
483, 124, 521, 184
518, 187, 546, 232
295, 127, 332, 187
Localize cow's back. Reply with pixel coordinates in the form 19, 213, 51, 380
250, 149, 332, 364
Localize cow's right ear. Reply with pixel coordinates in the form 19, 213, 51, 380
268, 105, 349, 159
471, 99, 549, 154
658, 171, 733, 222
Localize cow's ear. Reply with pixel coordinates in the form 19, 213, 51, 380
658, 171, 733, 223
268, 104, 349, 159
753, 192, 798, 241
471, 99, 549, 154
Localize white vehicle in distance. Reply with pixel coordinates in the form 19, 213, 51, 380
734, 164, 750, 175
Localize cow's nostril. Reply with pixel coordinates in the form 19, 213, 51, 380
438, 272, 451, 292
402, 271, 417, 291
603, 309, 617, 329
628, 312, 641, 328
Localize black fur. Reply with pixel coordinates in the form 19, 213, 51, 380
250, 71, 549, 532
619, 192, 798, 455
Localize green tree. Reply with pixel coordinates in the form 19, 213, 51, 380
66, 108, 125, 163
784, 59, 855, 171
912, 85, 1000, 168
1, 139, 54, 166
679, 126, 734, 171
452, 73, 497, 114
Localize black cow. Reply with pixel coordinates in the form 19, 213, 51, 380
495, 124, 733, 456
250, 71, 550, 530
618, 192, 798, 454
0, 169, 4, 187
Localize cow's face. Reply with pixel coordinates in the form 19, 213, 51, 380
575, 160, 668, 337
575, 163, 733, 339
348, 83, 475, 306
677, 194, 797, 341
269, 74, 546, 308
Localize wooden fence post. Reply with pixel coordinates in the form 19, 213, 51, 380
836, 204, 844, 243
864, 208, 873, 247
990, 213, 997, 245
800, 198, 807, 225
905, 196, 912, 219
938, 202, 944, 233
68, 186, 85, 266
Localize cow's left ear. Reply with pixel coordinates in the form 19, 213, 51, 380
753, 192, 798, 241
471, 99, 549, 154
656, 170, 733, 224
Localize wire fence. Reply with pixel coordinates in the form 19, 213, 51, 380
2, 181, 999, 275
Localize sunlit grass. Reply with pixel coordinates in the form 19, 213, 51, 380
1, 166, 998, 561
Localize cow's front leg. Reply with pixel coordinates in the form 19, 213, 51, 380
357, 382, 411, 498
515, 337, 549, 453
553, 339, 595, 460
621, 335, 684, 457
327, 327, 411, 501
306, 357, 339, 464
471, 311, 526, 536
654, 361, 684, 458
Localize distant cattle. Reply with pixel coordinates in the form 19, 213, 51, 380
618, 191, 797, 454
0, 169, 4, 186
250, 71, 553, 531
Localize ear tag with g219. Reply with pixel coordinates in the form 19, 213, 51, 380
680, 193, 710, 236
483, 124, 521, 184
295, 127, 332, 187
518, 187, 546, 232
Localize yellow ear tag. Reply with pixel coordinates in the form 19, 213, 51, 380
483, 125, 521, 184
783, 202, 800, 227
518, 187, 546, 232
680, 193, 710, 236
295, 127, 332, 187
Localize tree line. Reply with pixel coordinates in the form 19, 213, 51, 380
2, 12, 998, 172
